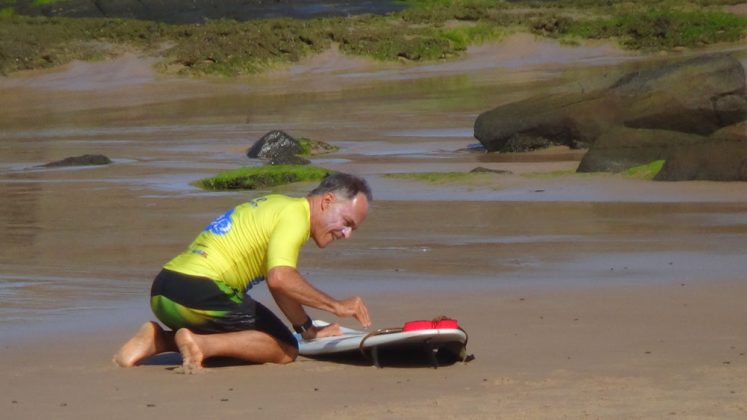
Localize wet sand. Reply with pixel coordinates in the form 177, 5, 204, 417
2, 34, 747, 418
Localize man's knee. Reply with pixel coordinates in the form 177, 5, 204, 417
276, 343, 298, 365
276, 342, 299, 364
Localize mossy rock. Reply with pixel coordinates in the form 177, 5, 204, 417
246, 131, 338, 167
196, 165, 331, 190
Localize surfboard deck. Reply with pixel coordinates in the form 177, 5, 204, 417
295, 320, 469, 368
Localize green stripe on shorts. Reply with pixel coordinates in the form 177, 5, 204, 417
150, 294, 230, 330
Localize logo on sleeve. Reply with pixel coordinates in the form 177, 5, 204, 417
205, 208, 235, 235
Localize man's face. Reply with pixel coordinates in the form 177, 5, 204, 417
311, 192, 369, 248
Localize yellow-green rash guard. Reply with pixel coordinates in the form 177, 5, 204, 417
163, 195, 310, 292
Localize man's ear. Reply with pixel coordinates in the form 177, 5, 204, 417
321, 191, 335, 210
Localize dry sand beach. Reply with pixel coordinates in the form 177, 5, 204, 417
2, 33, 747, 419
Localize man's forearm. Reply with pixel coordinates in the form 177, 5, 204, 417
269, 286, 311, 327
267, 266, 340, 316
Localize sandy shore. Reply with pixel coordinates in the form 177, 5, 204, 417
3, 279, 746, 419
2, 33, 747, 419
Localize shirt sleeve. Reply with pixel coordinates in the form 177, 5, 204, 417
266, 202, 310, 270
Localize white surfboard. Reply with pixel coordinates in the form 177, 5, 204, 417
295, 320, 469, 368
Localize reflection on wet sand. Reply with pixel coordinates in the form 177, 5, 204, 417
1, 38, 747, 339
0, 176, 41, 249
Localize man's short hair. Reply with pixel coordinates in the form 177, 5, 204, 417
308, 172, 373, 202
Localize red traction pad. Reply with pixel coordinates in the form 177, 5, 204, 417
402, 319, 459, 332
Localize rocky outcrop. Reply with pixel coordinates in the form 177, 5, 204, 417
474, 53, 747, 154
655, 122, 747, 181
41, 154, 112, 167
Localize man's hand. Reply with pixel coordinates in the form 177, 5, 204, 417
335, 296, 371, 328
301, 323, 342, 340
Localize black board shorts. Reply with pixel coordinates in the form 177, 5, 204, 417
150, 269, 297, 349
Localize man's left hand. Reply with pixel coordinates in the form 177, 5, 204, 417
301, 323, 342, 340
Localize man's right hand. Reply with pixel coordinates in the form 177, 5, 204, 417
335, 296, 371, 328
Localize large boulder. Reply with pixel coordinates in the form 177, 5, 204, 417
655, 121, 747, 181
577, 126, 705, 173
473, 91, 614, 152
474, 53, 747, 153
613, 54, 747, 134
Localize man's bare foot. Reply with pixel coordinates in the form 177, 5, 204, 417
112, 321, 164, 367
175, 328, 204, 374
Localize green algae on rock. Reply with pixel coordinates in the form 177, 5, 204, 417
623, 160, 665, 180
2, 0, 747, 76
196, 165, 331, 190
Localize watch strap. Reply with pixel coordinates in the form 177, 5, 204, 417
293, 316, 313, 334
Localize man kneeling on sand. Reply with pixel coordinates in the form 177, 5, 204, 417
114, 172, 372, 370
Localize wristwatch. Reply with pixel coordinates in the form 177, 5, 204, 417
293, 316, 313, 334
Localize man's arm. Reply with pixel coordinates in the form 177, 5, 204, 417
266, 266, 371, 330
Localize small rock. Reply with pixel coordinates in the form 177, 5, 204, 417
41, 154, 112, 168
247, 130, 302, 159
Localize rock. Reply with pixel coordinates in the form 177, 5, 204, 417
655, 121, 747, 181
474, 54, 747, 154
246, 131, 338, 166
577, 126, 705, 173
247, 130, 306, 164
41, 154, 112, 167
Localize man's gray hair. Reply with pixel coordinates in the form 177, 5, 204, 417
308, 172, 373, 202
